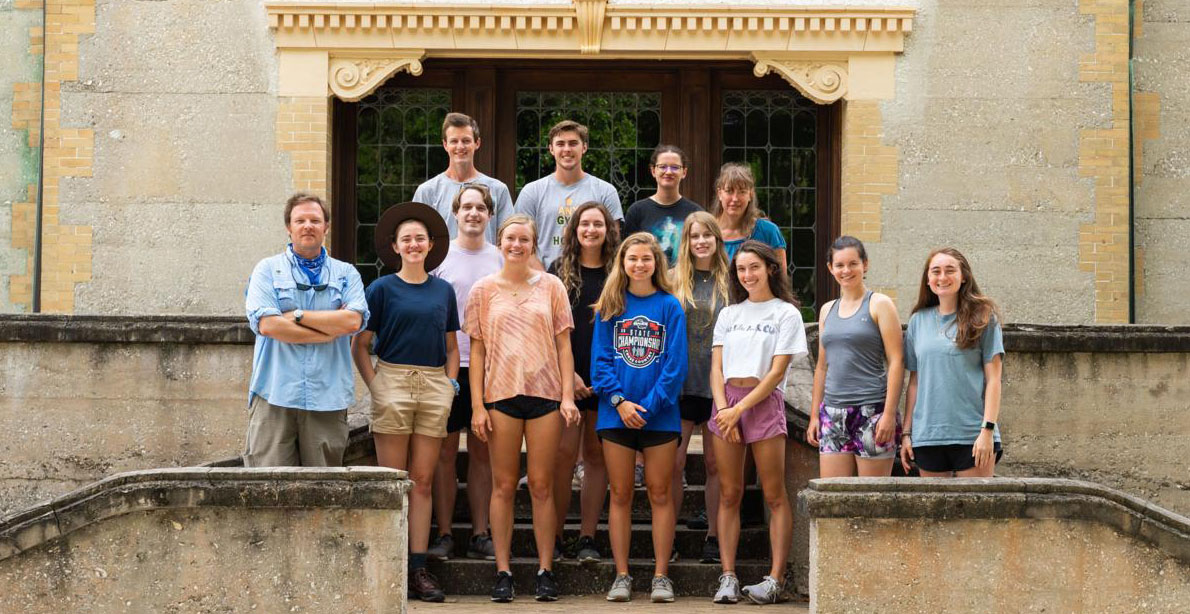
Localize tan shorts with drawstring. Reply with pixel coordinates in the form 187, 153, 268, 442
369, 361, 454, 437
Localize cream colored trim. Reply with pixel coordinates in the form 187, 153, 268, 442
266, 1, 913, 103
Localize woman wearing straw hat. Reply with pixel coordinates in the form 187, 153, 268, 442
351, 201, 459, 603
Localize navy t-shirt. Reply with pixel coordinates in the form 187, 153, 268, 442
365, 274, 459, 367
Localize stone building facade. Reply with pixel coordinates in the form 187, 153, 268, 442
0, 0, 1186, 324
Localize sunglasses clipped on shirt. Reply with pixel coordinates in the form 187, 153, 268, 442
295, 281, 329, 291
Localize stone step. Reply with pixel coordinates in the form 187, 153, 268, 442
452, 483, 765, 523
426, 557, 775, 597
437, 522, 770, 560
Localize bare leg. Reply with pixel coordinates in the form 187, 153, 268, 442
672, 420, 695, 525
751, 436, 792, 578
918, 469, 953, 478
487, 411, 526, 573
525, 411, 563, 570
466, 431, 493, 535
644, 439, 678, 577
713, 433, 747, 575
856, 456, 895, 477
602, 440, 638, 576
819, 453, 858, 478
579, 414, 608, 538
553, 420, 583, 540
701, 423, 721, 538
432, 431, 461, 539
956, 463, 994, 478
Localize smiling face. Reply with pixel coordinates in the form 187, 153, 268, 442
735, 251, 771, 298
454, 188, 490, 238
830, 247, 868, 289
687, 221, 717, 261
499, 222, 535, 263
548, 130, 587, 173
623, 243, 656, 283
575, 207, 607, 252
287, 201, 328, 256
717, 185, 752, 220
443, 125, 479, 167
393, 219, 432, 267
927, 252, 963, 299
650, 151, 686, 190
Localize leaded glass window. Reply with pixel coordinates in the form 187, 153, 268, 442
722, 89, 818, 310
515, 92, 662, 206
354, 88, 451, 286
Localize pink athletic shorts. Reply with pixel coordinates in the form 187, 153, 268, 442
708, 383, 788, 444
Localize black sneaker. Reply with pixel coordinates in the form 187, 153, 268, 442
575, 535, 601, 566
535, 569, 559, 602
700, 535, 720, 564
553, 535, 565, 562
491, 571, 515, 603
686, 509, 708, 530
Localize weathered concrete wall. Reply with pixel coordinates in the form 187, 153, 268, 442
803, 478, 1190, 614
59, 0, 292, 314
1135, 2, 1190, 323
872, 0, 1102, 323
0, 2, 41, 312
0, 467, 410, 614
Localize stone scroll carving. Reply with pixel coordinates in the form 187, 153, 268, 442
574, 0, 608, 55
752, 57, 849, 104
329, 55, 425, 102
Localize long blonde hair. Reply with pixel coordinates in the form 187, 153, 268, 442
594, 232, 674, 320
671, 211, 730, 313
711, 162, 761, 236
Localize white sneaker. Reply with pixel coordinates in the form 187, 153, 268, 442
741, 575, 782, 605
713, 573, 740, 604
650, 575, 676, 603
606, 573, 633, 602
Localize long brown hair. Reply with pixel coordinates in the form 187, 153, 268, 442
594, 233, 674, 320
711, 163, 760, 236
729, 240, 799, 307
911, 247, 1001, 350
671, 211, 730, 312
554, 201, 620, 300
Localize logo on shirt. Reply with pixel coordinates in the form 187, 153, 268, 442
615, 316, 666, 368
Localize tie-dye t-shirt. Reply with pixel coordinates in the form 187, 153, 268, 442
463, 272, 575, 403
623, 197, 704, 267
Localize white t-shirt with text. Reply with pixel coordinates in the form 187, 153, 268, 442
713, 298, 808, 387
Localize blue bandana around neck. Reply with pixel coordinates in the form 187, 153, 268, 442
290, 245, 326, 285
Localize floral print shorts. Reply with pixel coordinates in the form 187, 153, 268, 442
818, 402, 901, 459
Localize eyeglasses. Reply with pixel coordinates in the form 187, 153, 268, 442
295, 282, 329, 291
653, 164, 684, 173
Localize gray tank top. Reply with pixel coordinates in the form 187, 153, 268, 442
821, 291, 888, 406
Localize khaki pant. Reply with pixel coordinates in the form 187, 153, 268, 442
242, 395, 348, 467
370, 361, 454, 437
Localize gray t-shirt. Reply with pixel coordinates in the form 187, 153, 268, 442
412, 172, 514, 244
904, 307, 1005, 446
682, 270, 725, 399
514, 173, 623, 268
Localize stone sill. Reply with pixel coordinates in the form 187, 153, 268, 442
4, 315, 1190, 352
0, 467, 410, 561
802, 477, 1190, 565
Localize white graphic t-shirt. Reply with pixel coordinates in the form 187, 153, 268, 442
713, 298, 807, 386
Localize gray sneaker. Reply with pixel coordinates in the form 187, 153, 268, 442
426, 534, 453, 562
467, 533, 496, 560
606, 573, 633, 602
742, 575, 782, 605
713, 573, 741, 604
575, 535, 601, 565
650, 575, 676, 603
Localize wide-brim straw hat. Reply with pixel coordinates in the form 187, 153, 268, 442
374, 201, 450, 272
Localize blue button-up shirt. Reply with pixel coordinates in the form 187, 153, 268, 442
245, 247, 369, 411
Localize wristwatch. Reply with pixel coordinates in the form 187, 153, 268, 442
981, 420, 996, 430
293, 309, 304, 323
610, 394, 626, 408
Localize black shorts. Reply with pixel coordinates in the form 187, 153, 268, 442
597, 428, 680, 452
487, 395, 558, 421
446, 367, 472, 434
679, 396, 712, 425
913, 442, 1003, 473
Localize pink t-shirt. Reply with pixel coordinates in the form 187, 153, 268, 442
464, 273, 574, 403
432, 242, 503, 367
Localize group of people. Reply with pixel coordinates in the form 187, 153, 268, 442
243, 113, 1005, 605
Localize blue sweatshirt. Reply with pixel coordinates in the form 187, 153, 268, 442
592, 290, 688, 433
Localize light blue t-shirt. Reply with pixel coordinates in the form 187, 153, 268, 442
515, 173, 623, 269
904, 307, 1004, 446
412, 172, 514, 244
723, 218, 787, 261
